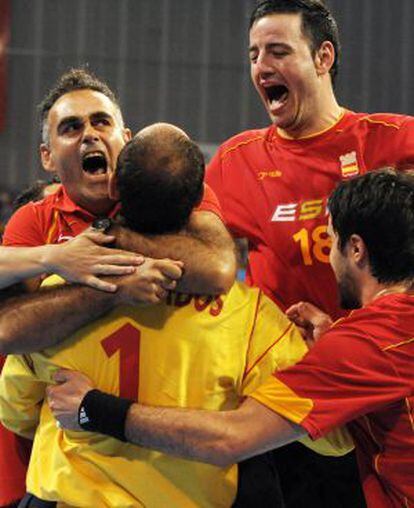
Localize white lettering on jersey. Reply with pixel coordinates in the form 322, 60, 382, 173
271, 203, 297, 222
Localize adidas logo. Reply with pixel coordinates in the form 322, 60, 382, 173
79, 406, 90, 425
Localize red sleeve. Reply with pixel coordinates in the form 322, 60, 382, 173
251, 322, 411, 440
206, 146, 261, 240
395, 118, 414, 169
363, 116, 414, 171
194, 182, 223, 219
2, 204, 44, 246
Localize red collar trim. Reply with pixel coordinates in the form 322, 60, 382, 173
51, 185, 120, 218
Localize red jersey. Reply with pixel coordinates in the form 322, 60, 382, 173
206, 110, 414, 318
0, 182, 222, 505
3, 183, 222, 247
251, 293, 414, 508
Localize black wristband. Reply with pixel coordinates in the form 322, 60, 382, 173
78, 389, 134, 442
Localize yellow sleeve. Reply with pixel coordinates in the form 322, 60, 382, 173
242, 292, 308, 396
0, 354, 46, 439
243, 293, 354, 457
298, 429, 354, 457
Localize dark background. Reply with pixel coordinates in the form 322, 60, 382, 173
2, 0, 413, 189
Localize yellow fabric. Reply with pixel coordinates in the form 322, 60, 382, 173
251, 375, 314, 424
251, 376, 354, 456
0, 281, 308, 508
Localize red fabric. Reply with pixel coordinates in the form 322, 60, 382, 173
0, 425, 31, 505
3, 185, 118, 246
194, 183, 222, 218
3, 184, 222, 247
206, 111, 414, 318
0, 338, 30, 504
274, 293, 414, 508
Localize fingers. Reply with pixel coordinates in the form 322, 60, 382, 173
154, 286, 168, 301
83, 229, 116, 245
296, 302, 331, 325
92, 264, 137, 276
83, 276, 118, 293
160, 279, 177, 291
155, 259, 184, 280
96, 253, 144, 266
52, 368, 73, 384
285, 302, 304, 319
286, 302, 307, 327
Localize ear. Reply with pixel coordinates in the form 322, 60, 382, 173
40, 143, 55, 173
108, 171, 120, 200
123, 128, 132, 143
349, 234, 368, 267
314, 41, 335, 77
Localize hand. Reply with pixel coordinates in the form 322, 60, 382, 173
286, 301, 333, 347
116, 257, 184, 305
47, 369, 94, 431
44, 227, 144, 292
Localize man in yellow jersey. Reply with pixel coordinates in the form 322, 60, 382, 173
0, 124, 349, 508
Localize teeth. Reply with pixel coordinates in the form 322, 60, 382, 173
84, 152, 103, 159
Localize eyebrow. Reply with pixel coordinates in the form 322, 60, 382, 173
90, 111, 113, 121
56, 111, 114, 134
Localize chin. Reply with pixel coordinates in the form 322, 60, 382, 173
338, 285, 362, 310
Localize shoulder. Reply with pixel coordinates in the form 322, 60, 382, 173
3, 191, 62, 246
319, 300, 402, 357
215, 126, 272, 160
350, 111, 414, 131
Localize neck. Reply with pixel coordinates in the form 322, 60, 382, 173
278, 87, 343, 140
79, 198, 116, 217
362, 281, 413, 306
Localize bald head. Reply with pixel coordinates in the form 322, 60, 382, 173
115, 123, 205, 234
137, 122, 189, 140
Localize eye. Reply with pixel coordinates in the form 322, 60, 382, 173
249, 52, 258, 63
93, 117, 111, 127
271, 50, 289, 58
60, 121, 81, 135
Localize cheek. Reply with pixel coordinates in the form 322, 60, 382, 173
110, 138, 126, 159
329, 247, 340, 277
250, 65, 260, 86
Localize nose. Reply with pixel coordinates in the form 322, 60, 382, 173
254, 52, 274, 81
82, 121, 100, 144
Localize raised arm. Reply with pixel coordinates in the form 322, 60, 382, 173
0, 258, 182, 354
114, 211, 237, 295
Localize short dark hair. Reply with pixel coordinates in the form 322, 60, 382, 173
38, 67, 122, 144
250, 0, 341, 85
116, 127, 204, 235
329, 169, 414, 284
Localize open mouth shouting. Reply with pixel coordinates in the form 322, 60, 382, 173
264, 84, 289, 114
82, 151, 108, 176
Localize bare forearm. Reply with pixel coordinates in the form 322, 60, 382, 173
124, 399, 304, 467
0, 259, 182, 354
0, 245, 54, 288
125, 404, 246, 466
114, 215, 236, 294
0, 285, 116, 354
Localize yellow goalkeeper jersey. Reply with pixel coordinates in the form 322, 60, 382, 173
0, 281, 348, 507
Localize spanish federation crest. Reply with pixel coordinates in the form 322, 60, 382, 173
339, 151, 360, 178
